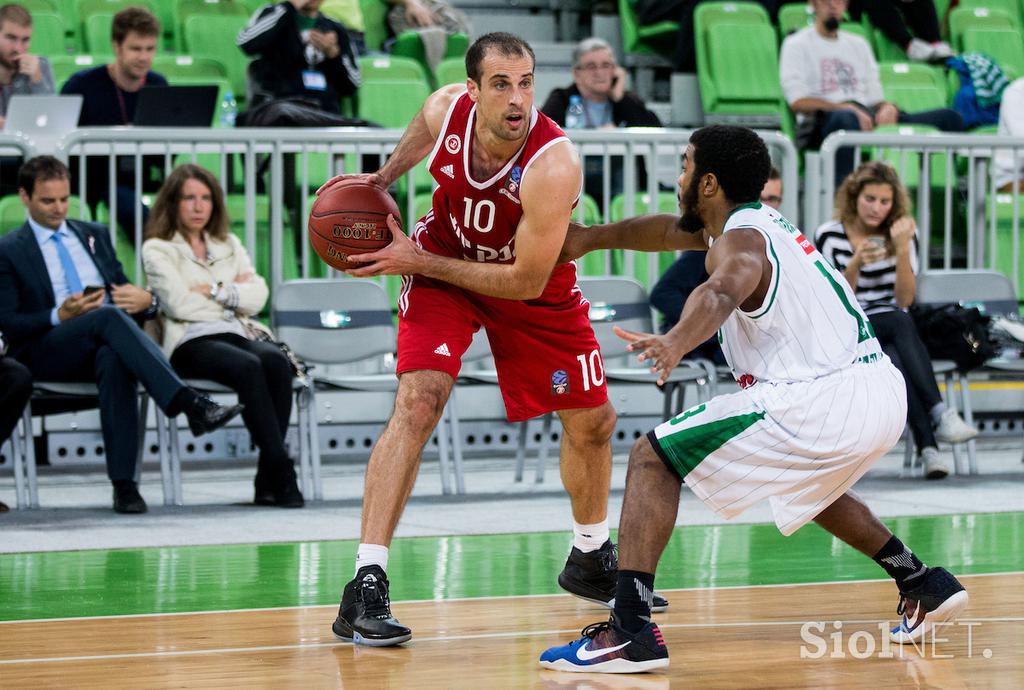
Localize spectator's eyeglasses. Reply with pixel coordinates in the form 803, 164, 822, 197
576, 62, 615, 72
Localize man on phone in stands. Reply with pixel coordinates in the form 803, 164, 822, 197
0, 157, 243, 513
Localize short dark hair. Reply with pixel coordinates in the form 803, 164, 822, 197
18, 156, 69, 197
465, 32, 535, 84
768, 166, 781, 181
0, 4, 32, 27
689, 125, 771, 204
112, 6, 159, 44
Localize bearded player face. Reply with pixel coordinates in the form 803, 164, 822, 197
676, 144, 704, 234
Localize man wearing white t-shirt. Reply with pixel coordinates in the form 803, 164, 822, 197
780, 0, 963, 182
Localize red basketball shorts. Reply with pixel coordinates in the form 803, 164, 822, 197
395, 276, 609, 422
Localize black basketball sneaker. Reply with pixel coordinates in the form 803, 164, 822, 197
889, 567, 969, 644
558, 541, 669, 612
332, 565, 412, 646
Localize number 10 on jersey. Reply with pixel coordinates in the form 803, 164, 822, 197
577, 349, 605, 391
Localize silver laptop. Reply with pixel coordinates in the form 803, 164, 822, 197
3, 95, 84, 153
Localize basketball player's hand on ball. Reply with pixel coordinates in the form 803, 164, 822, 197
345, 215, 421, 277
614, 326, 684, 386
316, 172, 386, 197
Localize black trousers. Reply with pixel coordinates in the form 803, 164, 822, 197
21, 307, 187, 481
171, 334, 294, 476
851, 0, 942, 48
0, 356, 32, 446
870, 309, 942, 450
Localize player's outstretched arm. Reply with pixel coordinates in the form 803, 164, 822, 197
614, 228, 766, 384
316, 84, 466, 194
558, 214, 708, 264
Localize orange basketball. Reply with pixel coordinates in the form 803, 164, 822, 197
308, 179, 399, 271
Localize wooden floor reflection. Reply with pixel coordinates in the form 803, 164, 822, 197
1, 573, 1020, 689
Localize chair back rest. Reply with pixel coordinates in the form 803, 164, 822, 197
916, 269, 1018, 315
272, 279, 396, 366
578, 277, 653, 367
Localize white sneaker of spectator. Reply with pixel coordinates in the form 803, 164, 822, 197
921, 447, 950, 479
906, 38, 934, 61
934, 408, 979, 444
929, 42, 954, 60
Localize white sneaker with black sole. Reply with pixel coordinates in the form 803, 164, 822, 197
934, 408, 978, 444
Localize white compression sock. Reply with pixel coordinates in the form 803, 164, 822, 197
573, 519, 610, 553
355, 543, 389, 576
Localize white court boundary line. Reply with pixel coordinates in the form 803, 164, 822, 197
3, 616, 1022, 666
1, 570, 1019, 626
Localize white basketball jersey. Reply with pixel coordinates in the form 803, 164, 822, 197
715, 203, 882, 385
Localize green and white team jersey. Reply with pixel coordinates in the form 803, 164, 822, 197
714, 202, 882, 385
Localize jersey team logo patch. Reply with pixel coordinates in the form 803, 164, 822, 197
551, 369, 569, 395
440, 163, 454, 179
444, 134, 461, 154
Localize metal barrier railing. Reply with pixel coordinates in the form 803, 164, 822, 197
0, 132, 38, 196
52, 127, 799, 295
815, 131, 1024, 292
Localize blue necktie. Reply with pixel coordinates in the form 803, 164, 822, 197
51, 231, 84, 295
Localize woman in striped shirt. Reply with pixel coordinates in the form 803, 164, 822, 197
815, 161, 977, 479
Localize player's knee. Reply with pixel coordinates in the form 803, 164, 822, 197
628, 435, 663, 472
395, 383, 448, 423
564, 404, 616, 446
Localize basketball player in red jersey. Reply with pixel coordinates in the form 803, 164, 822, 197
321, 33, 666, 646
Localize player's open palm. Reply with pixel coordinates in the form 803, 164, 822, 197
345, 215, 421, 277
614, 325, 685, 386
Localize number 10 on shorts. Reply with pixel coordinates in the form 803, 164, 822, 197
576, 349, 605, 391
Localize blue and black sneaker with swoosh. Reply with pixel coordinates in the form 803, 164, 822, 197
539, 614, 669, 673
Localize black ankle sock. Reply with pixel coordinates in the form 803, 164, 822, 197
614, 570, 655, 634
872, 536, 928, 590
167, 388, 198, 417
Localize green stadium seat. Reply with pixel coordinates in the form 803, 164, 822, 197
446, 32, 469, 58
358, 55, 431, 84
18, 0, 59, 11
617, 0, 680, 61
962, 28, 1024, 80
607, 192, 679, 287
0, 195, 89, 235
240, 0, 264, 13
173, 0, 250, 52
152, 55, 229, 81
698, 20, 785, 122
390, 31, 470, 88
871, 26, 910, 62
225, 193, 300, 284
83, 13, 113, 55
949, 7, 1018, 52
358, 76, 430, 127
50, 54, 101, 91
868, 124, 952, 191
993, 192, 1024, 289
778, 3, 814, 37
29, 12, 66, 57
183, 14, 251, 103
435, 56, 467, 86
75, 0, 158, 45
878, 62, 949, 111
359, 0, 389, 52
957, 0, 1024, 30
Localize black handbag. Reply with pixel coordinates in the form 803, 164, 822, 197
910, 303, 999, 372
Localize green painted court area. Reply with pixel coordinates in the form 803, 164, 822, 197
1, 512, 1020, 622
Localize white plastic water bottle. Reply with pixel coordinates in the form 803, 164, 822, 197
565, 94, 585, 129
220, 90, 237, 128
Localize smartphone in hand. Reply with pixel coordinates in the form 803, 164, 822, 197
83, 285, 105, 296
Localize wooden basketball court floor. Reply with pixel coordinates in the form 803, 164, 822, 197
2, 513, 1021, 689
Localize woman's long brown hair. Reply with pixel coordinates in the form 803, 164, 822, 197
144, 164, 229, 241
833, 160, 912, 243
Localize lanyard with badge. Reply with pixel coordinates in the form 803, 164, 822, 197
301, 29, 328, 92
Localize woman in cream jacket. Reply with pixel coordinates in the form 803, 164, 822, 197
142, 164, 302, 507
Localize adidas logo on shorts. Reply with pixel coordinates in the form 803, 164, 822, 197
434, 343, 451, 357
441, 164, 455, 179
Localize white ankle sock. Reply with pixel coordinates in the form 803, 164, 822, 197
573, 519, 609, 553
355, 543, 389, 576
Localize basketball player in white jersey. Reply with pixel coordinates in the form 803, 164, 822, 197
539, 125, 969, 673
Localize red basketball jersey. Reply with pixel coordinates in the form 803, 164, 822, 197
423, 91, 581, 300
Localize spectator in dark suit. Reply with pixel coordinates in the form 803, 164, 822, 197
0, 328, 31, 513
0, 157, 243, 513
60, 7, 166, 238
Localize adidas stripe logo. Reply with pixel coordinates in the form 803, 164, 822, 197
434, 343, 451, 357
441, 164, 455, 179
